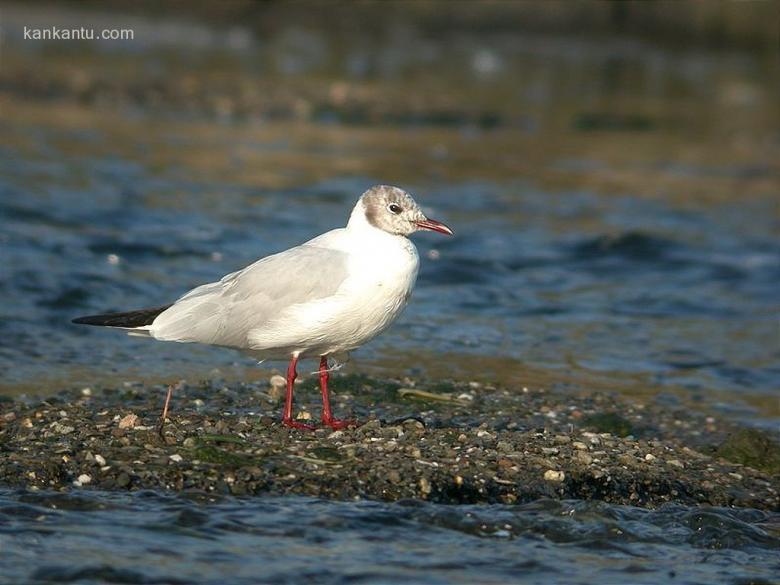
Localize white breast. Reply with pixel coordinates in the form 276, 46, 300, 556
336, 231, 419, 350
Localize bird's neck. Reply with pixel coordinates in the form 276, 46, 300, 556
346, 201, 386, 236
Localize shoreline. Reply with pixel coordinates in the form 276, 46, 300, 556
1, 375, 777, 510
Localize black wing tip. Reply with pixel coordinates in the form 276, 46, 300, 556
71, 315, 104, 325
71, 304, 172, 328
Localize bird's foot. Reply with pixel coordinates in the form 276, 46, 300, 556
322, 417, 359, 430
282, 418, 316, 431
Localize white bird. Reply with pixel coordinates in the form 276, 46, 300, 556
73, 185, 453, 430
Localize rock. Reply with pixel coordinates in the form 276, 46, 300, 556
419, 477, 432, 496
576, 452, 593, 465
544, 470, 565, 482
0, 375, 777, 510
716, 428, 780, 474
581, 412, 635, 437
52, 422, 75, 435
118, 414, 139, 429
74, 474, 91, 486
269, 375, 286, 388
116, 472, 131, 488
268, 375, 287, 402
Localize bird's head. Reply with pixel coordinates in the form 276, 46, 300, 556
353, 185, 453, 237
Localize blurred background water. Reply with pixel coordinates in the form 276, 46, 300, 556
1, 1, 777, 427
0, 3, 778, 583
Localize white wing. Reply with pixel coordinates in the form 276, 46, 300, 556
148, 243, 349, 349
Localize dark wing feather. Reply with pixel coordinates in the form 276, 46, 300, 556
72, 305, 172, 328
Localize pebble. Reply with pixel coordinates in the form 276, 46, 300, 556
52, 422, 75, 435
269, 375, 286, 388
1, 377, 777, 511
544, 470, 565, 482
74, 474, 92, 486
118, 414, 139, 429
576, 452, 593, 465
496, 441, 513, 453
582, 433, 601, 445
419, 477, 432, 496
360, 420, 382, 433
268, 375, 286, 401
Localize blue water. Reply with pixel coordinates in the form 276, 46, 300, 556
1, 162, 778, 425
1, 5, 779, 584
2, 489, 779, 585
1, 6, 778, 425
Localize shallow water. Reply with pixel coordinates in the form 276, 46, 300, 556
1, 5, 779, 584
1, 489, 779, 585
1, 111, 778, 425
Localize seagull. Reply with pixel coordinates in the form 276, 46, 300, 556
73, 185, 453, 431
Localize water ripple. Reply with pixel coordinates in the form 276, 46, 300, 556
1, 490, 777, 585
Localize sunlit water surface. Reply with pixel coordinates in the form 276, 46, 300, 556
1, 122, 777, 425
1, 8, 779, 584
2, 489, 779, 585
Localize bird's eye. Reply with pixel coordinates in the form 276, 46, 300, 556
388, 203, 402, 214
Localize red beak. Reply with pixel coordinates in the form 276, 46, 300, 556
415, 218, 454, 236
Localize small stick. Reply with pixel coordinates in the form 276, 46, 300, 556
157, 384, 174, 439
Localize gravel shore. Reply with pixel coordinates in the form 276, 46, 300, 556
1, 375, 778, 510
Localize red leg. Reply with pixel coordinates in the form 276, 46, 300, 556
319, 356, 357, 430
282, 354, 315, 430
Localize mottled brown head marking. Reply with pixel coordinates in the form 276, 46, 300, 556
359, 185, 428, 236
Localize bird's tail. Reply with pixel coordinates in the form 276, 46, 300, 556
72, 304, 172, 328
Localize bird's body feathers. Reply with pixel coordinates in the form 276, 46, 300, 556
72, 185, 452, 430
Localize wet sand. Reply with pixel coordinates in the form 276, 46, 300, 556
2, 375, 777, 510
